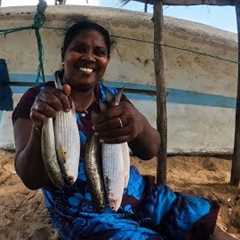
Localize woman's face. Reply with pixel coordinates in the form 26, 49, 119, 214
63, 29, 109, 91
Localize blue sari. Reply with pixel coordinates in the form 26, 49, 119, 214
13, 81, 219, 240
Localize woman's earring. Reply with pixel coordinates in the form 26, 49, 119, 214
62, 62, 64, 67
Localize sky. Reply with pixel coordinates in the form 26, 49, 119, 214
1, 0, 237, 33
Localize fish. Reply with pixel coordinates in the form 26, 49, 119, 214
54, 109, 80, 185
41, 73, 81, 187
85, 134, 106, 210
101, 88, 130, 210
41, 117, 64, 188
54, 73, 81, 185
102, 142, 125, 210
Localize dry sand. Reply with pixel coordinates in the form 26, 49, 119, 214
0, 149, 239, 239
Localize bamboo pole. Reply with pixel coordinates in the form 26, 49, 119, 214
127, 0, 236, 6
231, 3, 240, 187
154, 0, 167, 185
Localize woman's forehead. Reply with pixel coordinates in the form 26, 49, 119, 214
70, 30, 107, 46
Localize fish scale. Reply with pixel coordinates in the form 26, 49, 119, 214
54, 109, 80, 185
102, 143, 125, 210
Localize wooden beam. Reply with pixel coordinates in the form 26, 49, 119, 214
154, 0, 167, 185
126, 0, 237, 6
231, 2, 240, 187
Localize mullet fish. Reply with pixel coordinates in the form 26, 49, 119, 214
101, 89, 130, 211
85, 133, 106, 210
41, 73, 80, 187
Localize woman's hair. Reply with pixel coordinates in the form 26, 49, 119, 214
61, 20, 111, 60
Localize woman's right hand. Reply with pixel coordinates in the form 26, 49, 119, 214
30, 84, 72, 127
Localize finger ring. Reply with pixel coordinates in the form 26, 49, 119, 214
118, 117, 123, 128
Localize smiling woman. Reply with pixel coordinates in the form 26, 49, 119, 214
11, 19, 227, 240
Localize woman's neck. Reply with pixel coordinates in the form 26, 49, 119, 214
70, 88, 95, 112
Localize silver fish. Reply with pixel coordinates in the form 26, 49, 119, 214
101, 88, 130, 211
85, 134, 106, 210
41, 117, 64, 188
54, 109, 80, 185
102, 142, 125, 210
54, 74, 80, 185
41, 73, 80, 187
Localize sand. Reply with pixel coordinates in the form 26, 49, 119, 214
0, 149, 239, 239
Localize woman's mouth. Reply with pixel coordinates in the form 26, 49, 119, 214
79, 67, 94, 75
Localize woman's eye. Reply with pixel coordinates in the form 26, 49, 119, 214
72, 46, 87, 53
95, 48, 107, 57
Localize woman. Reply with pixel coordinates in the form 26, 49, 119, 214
12, 20, 231, 240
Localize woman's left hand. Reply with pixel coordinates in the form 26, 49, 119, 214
93, 100, 145, 144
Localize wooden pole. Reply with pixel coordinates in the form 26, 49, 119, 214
154, 0, 167, 185
144, 0, 148, 12
231, 3, 240, 187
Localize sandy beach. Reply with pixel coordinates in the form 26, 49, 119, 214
0, 149, 239, 239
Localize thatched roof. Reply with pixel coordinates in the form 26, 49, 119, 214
121, 0, 237, 6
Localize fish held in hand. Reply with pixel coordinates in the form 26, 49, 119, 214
41, 118, 64, 188
85, 134, 106, 210
102, 143, 125, 211
54, 74, 80, 185
101, 88, 130, 211
54, 108, 80, 185
41, 73, 81, 187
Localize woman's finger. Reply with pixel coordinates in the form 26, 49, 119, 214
94, 116, 127, 132
30, 109, 48, 125
39, 87, 71, 111
63, 84, 71, 97
97, 124, 130, 140
32, 99, 58, 117
95, 106, 123, 124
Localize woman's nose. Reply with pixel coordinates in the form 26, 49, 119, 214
81, 50, 96, 62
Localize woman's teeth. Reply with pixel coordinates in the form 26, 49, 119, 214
79, 67, 93, 74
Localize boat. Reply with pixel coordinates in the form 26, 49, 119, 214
0, 5, 237, 154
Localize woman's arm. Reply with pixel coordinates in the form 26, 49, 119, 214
14, 119, 51, 189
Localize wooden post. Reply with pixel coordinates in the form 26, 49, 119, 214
231, 2, 240, 187
144, 0, 148, 12
154, 0, 167, 185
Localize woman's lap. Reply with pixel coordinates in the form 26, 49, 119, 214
55, 183, 218, 240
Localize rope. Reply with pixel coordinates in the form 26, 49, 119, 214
0, 0, 47, 83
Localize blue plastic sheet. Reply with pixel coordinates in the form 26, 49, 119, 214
0, 59, 13, 110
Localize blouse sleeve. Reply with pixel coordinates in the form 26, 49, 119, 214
12, 86, 40, 124
12, 82, 54, 124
